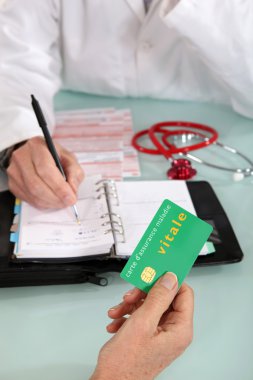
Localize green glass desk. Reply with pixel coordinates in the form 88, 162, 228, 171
0, 92, 253, 380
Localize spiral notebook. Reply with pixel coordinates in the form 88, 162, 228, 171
11, 175, 210, 262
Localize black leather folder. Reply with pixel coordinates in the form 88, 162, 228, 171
0, 181, 243, 287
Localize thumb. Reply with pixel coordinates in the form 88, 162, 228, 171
138, 272, 178, 328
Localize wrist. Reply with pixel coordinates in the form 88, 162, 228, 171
0, 146, 15, 171
0, 141, 26, 171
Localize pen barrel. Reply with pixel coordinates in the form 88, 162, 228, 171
31, 95, 66, 179
31, 95, 79, 223
41, 126, 66, 179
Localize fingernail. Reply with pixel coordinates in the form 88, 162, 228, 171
160, 272, 178, 290
109, 303, 122, 311
63, 195, 75, 206
124, 288, 135, 297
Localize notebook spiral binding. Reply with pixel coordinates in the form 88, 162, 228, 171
95, 179, 125, 243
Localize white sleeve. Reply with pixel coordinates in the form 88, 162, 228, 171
0, 0, 61, 151
160, 0, 253, 118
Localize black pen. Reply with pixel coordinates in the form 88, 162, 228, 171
31, 94, 80, 224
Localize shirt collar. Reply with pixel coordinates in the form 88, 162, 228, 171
124, 0, 146, 22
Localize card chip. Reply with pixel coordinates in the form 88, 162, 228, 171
141, 267, 156, 284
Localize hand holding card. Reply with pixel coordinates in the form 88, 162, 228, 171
121, 199, 213, 292
92, 273, 194, 380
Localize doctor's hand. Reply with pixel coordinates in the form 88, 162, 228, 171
90, 273, 194, 380
7, 136, 84, 209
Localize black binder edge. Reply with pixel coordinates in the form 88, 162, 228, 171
186, 181, 243, 266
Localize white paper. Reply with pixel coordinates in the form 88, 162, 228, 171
16, 176, 114, 259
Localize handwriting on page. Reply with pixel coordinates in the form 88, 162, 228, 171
21, 221, 101, 249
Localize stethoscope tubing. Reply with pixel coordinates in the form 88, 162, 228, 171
184, 141, 253, 174
162, 134, 253, 174
132, 121, 218, 158
132, 121, 253, 176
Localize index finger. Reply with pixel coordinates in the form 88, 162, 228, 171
107, 288, 146, 320
60, 150, 84, 193
32, 147, 77, 206
123, 287, 147, 304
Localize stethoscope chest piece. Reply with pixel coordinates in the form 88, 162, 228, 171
167, 158, 197, 180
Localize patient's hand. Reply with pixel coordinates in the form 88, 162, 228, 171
91, 273, 194, 380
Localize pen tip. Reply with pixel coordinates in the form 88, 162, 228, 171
72, 205, 80, 225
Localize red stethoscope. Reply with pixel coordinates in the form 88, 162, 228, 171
132, 121, 253, 180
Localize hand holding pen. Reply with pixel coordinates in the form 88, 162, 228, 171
31, 95, 81, 223
6, 97, 84, 212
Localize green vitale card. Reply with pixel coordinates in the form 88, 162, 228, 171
120, 199, 213, 293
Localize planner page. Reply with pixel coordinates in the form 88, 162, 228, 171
110, 180, 209, 256
14, 176, 114, 259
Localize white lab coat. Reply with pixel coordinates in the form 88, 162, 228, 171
0, 0, 253, 151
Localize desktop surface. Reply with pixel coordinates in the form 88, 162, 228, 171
0, 92, 253, 380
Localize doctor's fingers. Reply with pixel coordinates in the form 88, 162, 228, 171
11, 137, 77, 206
7, 161, 66, 209
8, 176, 62, 209
58, 148, 84, 193
29, 145, 77, 206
